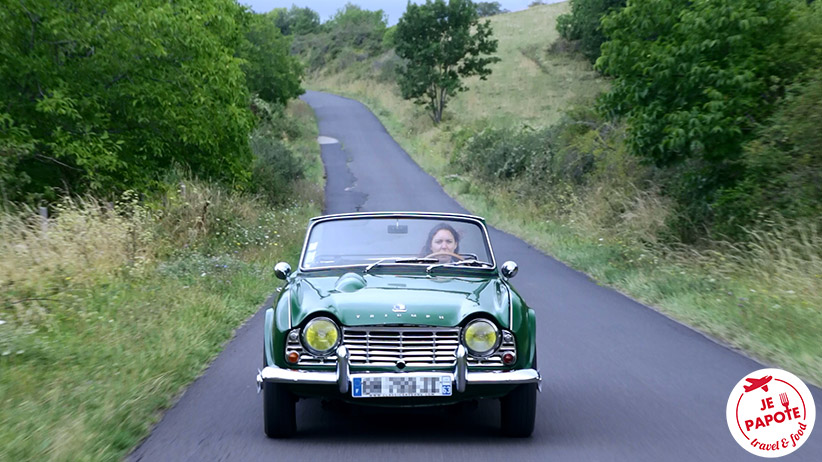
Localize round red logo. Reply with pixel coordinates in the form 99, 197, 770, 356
727, 368, 816, 457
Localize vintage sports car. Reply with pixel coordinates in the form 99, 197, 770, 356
256, 212, 540, 437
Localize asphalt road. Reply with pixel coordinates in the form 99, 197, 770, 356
129, 91, 821, 461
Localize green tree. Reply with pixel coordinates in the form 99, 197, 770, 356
0, 0, 254, 201
270, 6, 320, 36
241, 13, 305, 105
395, 0, 500, 124
326, 3, 388, 54
556, 0, 626, 62
476, 2, 506, 17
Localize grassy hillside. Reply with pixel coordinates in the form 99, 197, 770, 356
308, 2, 822, 386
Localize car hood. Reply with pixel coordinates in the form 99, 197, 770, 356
289, 272, 509, 328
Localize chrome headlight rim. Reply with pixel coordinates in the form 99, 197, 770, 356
300, 316, 341, 356
461, 318, 501, 358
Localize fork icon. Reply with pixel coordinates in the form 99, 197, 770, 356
780, 392, 790, 410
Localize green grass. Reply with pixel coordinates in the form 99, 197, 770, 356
0, 100, 323, 462
308, 3, 822, 386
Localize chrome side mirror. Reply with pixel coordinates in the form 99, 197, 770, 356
274, 262, 292, 280
500, 261, 518, 279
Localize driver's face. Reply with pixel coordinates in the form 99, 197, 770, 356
431, 229, 457, 255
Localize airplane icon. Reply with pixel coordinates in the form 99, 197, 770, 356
744, 375, 773, 393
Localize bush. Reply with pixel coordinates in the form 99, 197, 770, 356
712, 70, 822, 238
249, 134, 304, 204
452, 125, 550, 182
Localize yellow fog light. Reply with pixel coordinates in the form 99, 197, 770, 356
462, 319, 500, 357
301, 317, 340, 356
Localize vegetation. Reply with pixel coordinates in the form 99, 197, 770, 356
309, 2, 822, 385
0, 0, 304, 203
240, 13, 304, 105
476, 1, 507, 17
395, 0, 501, 124
289, 4, 390, 74
0, 1, 319, 460
597, 0, 821, 240
556, 0, 625, 62
0, 100, 323, 462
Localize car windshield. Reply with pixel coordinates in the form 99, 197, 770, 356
301, 216, 494, 270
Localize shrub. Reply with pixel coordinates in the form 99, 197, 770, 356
249, 134, 304, 204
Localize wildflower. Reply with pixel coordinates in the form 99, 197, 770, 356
0, 320, 5, 326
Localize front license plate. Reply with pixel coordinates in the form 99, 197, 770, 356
351, 374, 453, 398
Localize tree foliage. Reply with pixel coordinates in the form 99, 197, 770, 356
596, 0, 822, 239
476, 2, 507, 17
597, 0, 798, 169
240, 13, 304, 105
290, 4, 389, 73
395, 0, 500, 124
0, 0, 256, 201
270, 6, 320, 36
556, 0, 625, 62
325, 3, 388, 54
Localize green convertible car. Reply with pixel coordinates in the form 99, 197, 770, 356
256, 212, 540, 437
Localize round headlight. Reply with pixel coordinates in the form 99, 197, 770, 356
462, 319, 500, 356
301, 317, 340, 356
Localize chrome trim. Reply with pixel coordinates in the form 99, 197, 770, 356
464, 368, 540, 385
500, 260, 518, 279
455, 345, 467, 393
298, 212, 496, 272
288, 287, 292, 329
336, 345, 350, 394
274, 261, 292, 280
506, 284, 513, 329
256, 365, 541, 390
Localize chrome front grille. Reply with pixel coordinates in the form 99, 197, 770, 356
344, 327, 461, 366
285, 325, 517, 368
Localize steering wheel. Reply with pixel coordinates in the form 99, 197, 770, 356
424, 251, 464, 261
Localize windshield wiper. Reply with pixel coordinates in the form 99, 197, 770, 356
364, 257, 439, 273
426, 259, 494, 274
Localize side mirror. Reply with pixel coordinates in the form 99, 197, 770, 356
500, 261, 518, 279
274, 262, 292, 280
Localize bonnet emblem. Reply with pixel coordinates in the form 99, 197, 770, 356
392, 304, 407, 313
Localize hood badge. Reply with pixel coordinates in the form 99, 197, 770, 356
392, 303, 407, 313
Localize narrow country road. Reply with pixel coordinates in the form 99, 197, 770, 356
129, 91, 821, 461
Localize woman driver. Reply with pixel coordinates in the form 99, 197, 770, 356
421, 223, 460, 263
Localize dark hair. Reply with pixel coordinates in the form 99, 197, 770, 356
420, 222, 460, 256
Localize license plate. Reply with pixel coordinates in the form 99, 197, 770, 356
351, 374, 452, 398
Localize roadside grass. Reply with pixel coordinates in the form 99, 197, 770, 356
0, 99, 322, 461
308, 3, 822, 385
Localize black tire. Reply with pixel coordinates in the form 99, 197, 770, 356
263, 382, 296, 438
500, 382, 537, 437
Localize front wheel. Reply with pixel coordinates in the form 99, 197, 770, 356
263, 382, 296, 438
500, 382, 537, 437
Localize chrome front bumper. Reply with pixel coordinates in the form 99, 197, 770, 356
256, 345, 541, 394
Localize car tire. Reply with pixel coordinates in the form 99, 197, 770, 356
263, 382, 296, 438
500, 382, 537, 437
